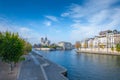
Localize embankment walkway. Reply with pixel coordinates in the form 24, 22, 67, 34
18, 51, 68, 80
76, 48, 120, 56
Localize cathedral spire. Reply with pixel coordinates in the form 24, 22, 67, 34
45, 35, 47, 41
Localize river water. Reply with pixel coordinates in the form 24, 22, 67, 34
37, 50, 120, 80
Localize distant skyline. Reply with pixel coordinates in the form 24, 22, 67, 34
0, 0, 120, 44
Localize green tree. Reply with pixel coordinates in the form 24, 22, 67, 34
0, 32, 26, 71
111, 46, 114, 52
99, 44, 105, 49
0, 32, 2, 57
116, 43, 120, 53
23, 41, 32, 55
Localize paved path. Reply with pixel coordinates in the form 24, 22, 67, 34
18, 51, 68, 80
43, 59, 68, 80
76, 50, 120, 56
18, 54, 45, 80
76, 48, 120, 56
0, 60, 20, 80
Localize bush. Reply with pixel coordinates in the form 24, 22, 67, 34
116, 44, 120, 52
111, 46, 114, 51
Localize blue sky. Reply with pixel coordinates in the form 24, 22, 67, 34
0, 0, 120, 44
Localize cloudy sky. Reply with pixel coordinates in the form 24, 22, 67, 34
0, 0, 120, 44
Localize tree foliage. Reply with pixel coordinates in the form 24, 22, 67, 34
0, 32, 24, 63
0, 31, 32, 71
75, 42, 81, 50
23, 41, 32, 55
99, 44, 105, 49
84, 43, 87, 48
111, 46, 114, 51
116, 43, 120, 52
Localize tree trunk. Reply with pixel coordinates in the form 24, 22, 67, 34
9, 62, 13, 72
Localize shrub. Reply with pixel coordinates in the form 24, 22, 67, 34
116, 44, 120, 53
111, 46, 114, 51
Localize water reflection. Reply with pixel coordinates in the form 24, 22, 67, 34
37, 50, 120, 80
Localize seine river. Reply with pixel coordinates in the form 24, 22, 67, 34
37, 50, 120, 80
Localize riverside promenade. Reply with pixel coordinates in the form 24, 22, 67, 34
18, 50, 68, 80
0, 60, 20, 80
76, 48, 120, 56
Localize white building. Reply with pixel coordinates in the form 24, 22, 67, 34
81, 38, 89, 48
58, 41, 72, 50
99, 31, 117, 48
80, 41, 84, 48
93, 30, 120, 48
93, 34, 113, 48
88, 38, 94, 48
79, 30, 120, 49
114, 34, 120, 44
93, 36, 100, 48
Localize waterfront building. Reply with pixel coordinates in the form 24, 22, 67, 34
93, 36, 99, 48
81, 38, 89, 48
93, 33, 115, 48
99, 30, 120, 47
113, 33, 120, 45
100, 31, 120, 48
51, 43, 57, 46
88, 38, 94, 48
58, 41, 72, 50
99, 30, 112, 35
40, 37, 51, 46
80, 30, 120, 49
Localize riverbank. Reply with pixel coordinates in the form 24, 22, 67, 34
0, 50, 68, 80
18, 51, 68, 80
35, 48, 54, 51
76, 48, 120, 56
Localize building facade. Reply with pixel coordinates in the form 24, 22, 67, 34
58, 41, 72, 50
81, 39, 89, 48
40, 37, 50, 46
80, 30, 120, 49
88, 38, 94, 48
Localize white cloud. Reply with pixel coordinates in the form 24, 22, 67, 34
0, 18, 41, 44
19, 28, 41, 44
61, 0, 118, 18
44, 21, 52, 26
19, 27, 31, 32
61, 4, 83, 18
61, 12, 70, 17
61, 0, 120, 41
45, 15, 58, 22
